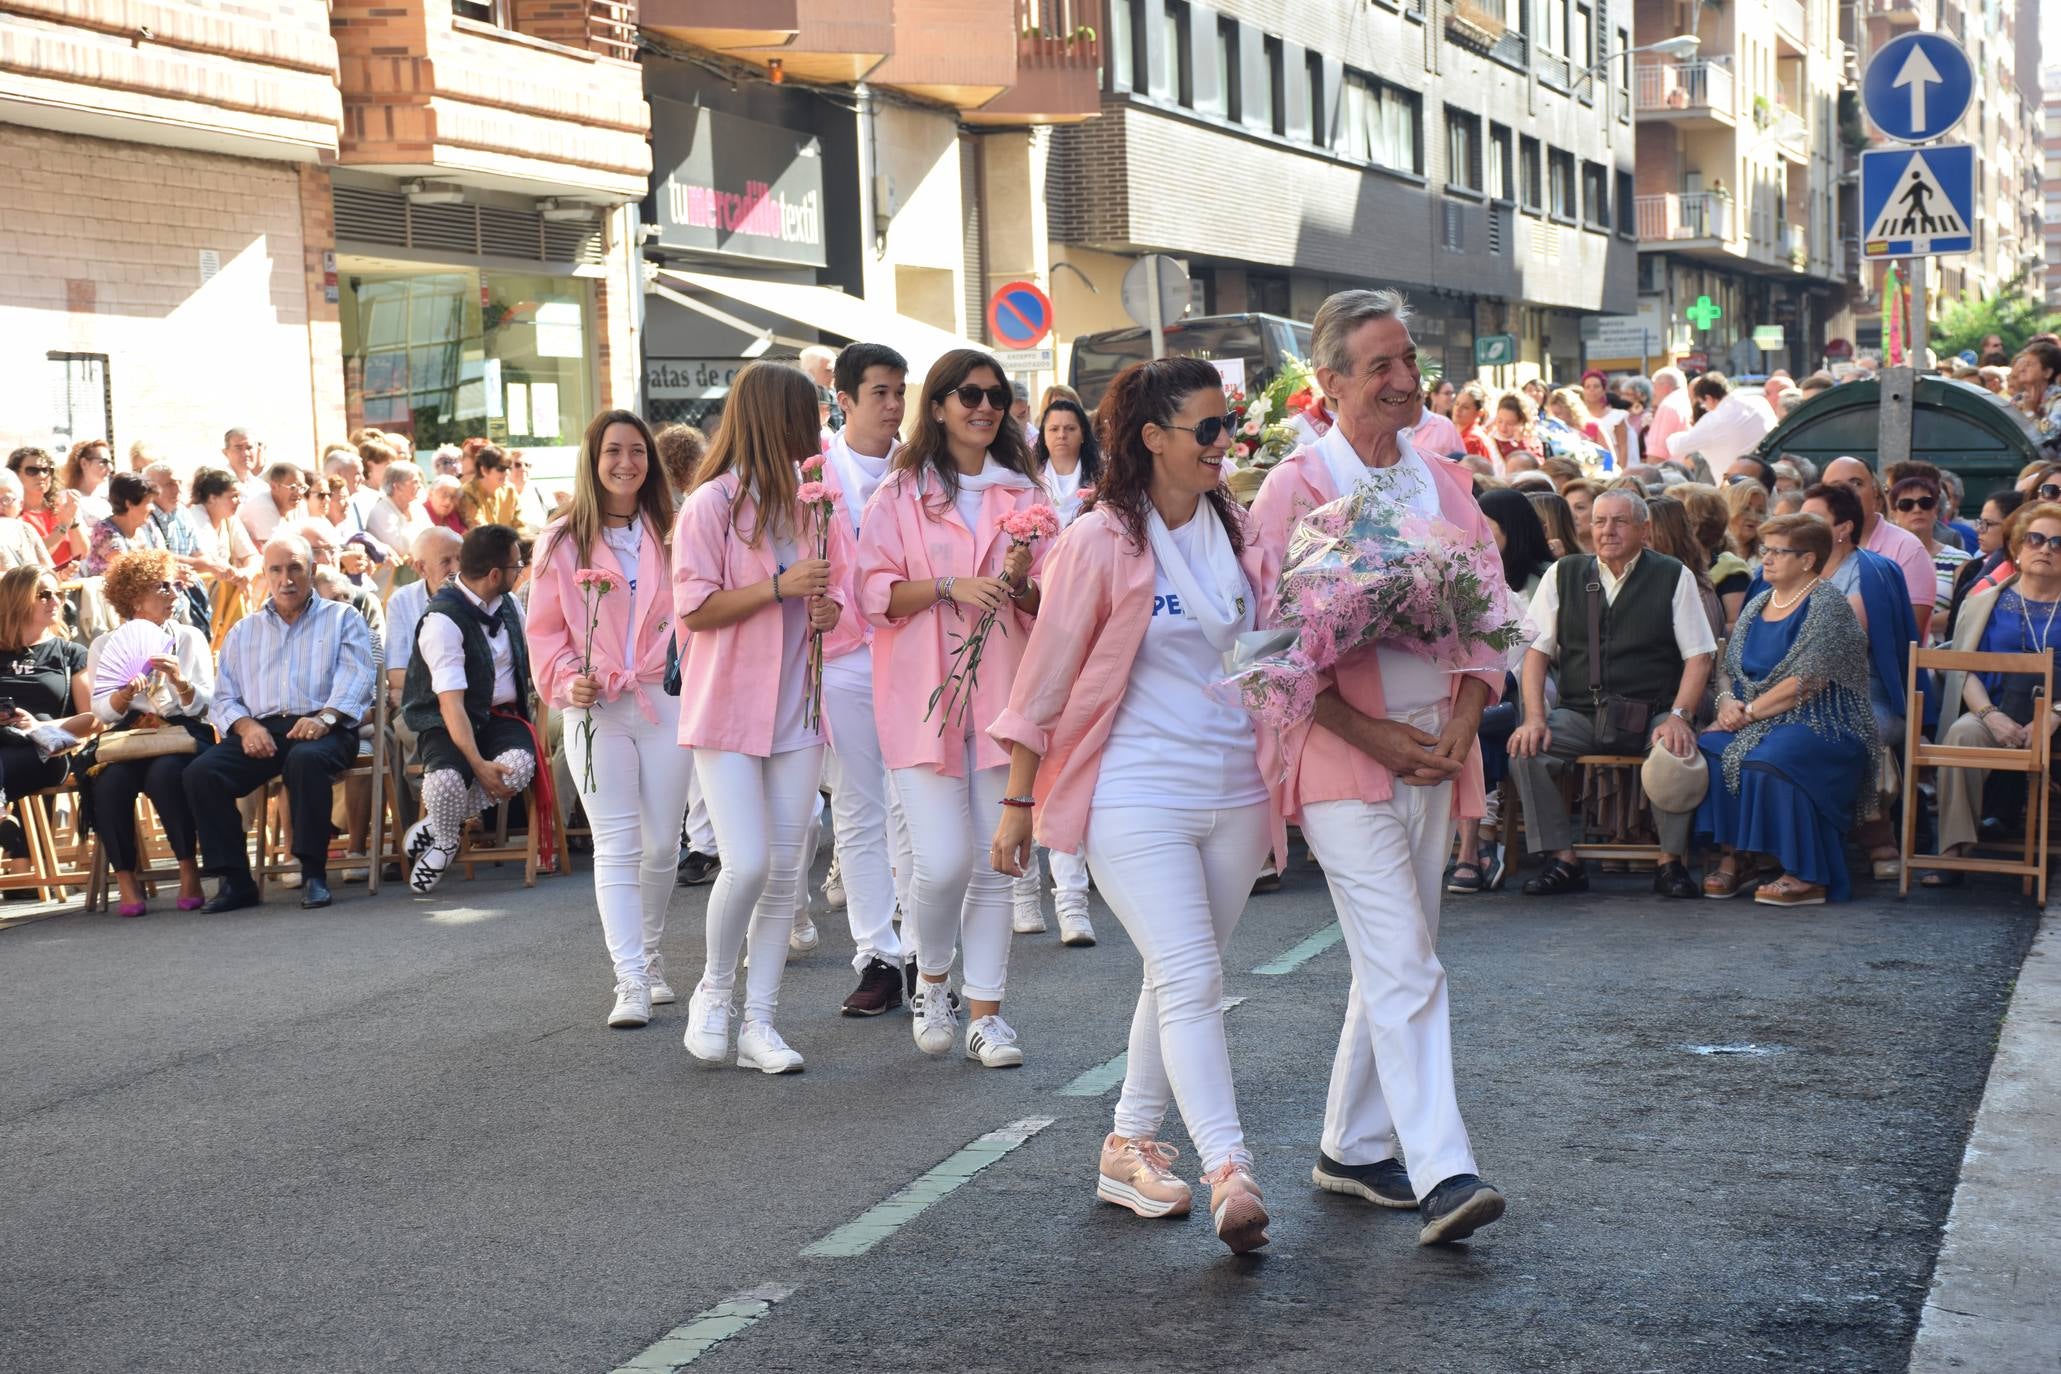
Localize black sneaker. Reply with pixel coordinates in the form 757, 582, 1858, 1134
842, 957, 904, 1017
676, 849, 719, 887
1417, 1173, 1506, 1245
1312, 1152, 1417, 1209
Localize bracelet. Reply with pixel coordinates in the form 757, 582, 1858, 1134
772, 565, 785, 603
937, 575, 955, 607
1000, 795, 1035, 809
1009, 578, 1034, 602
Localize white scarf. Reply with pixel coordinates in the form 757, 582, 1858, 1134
1315, 424, 1440, 518
1145, 505, 1255, 655
827, 433, 897, 533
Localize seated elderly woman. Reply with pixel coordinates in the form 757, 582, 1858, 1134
1697, 514, 1877, 905
83, 472, 163, 578
1925, 501, 2061, 885
81, 549, 215, 915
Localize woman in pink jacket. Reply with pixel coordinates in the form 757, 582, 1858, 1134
856, 349, 1047, 1069
989, 358, 1275, 1255
527, 409, 683, 1031
672, 361, 844, 1075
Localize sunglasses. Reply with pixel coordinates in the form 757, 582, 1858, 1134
153, 580, 176, 595
2040, 484, 2061, 501
1162, 414, 1243, 447
19, 466, 50, 476
949, 384, 1012, 412
2024, 531, 2060, 550
33, 588, 58, 603
1894, 495, 1937, 513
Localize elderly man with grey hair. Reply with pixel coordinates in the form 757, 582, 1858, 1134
1644, 366, 1692, 461
1250, 286, 1510, 1244
185, 532, 376, 912
1508, 486, 1717, 900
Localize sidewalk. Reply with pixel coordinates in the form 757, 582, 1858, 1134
1908, 913, 2059, 1373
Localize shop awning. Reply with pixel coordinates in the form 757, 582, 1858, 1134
653, 268, 985, 377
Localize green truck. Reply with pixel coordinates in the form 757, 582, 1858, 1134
1754, 377, 2043, 496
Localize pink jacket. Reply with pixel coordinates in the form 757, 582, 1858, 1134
856, 466, 1051, 776
1249, 445, 1502, 822
990, 505, 1279, 855
526, 516, 674, 722
671, 472, 850, 755
819, 456, 875, 663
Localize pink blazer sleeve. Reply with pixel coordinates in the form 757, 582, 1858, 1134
821, 502, 866, 657
524, 531, 582, 709
856, 479, 915, 630
673, 480, 733, 623
991, 519, 1114, 757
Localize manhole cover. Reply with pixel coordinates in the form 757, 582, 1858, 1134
1682, 1043, 1788, 1057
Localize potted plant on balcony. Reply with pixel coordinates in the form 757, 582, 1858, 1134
1752, 94, 1774, 130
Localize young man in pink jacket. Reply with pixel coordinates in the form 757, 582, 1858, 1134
1249, 288, 1508, 1246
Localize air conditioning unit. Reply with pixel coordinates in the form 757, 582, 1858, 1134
403, 180, 466, 206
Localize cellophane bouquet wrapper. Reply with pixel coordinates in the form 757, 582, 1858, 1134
1213, 485, 1536, 729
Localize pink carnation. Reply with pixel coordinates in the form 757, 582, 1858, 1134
795, 481, 834, 506
800, 454, 826, 477
1076, 485, 1097, 505
572, 568, 614, 592
1000, 504, 1061, 542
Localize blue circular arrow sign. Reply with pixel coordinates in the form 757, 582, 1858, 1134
1862, 33, 1973, 144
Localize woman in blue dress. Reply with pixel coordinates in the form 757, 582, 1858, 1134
1696, 513, 1879, 905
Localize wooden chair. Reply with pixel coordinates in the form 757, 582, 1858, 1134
0, 783, 93, 903
84, 792, 189, 912
1569, 754, 1666, 864
382, 694, 559, 890
252, 660, 394, 901
1899, 647, 2053, 904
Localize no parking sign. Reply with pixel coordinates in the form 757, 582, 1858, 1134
986, 281, 1054, 351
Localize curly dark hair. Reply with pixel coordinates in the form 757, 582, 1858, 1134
1032, 399, 1102, 487
1089, 357, 1243, 555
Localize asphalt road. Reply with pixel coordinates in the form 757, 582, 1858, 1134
0, 846, 2037, 1374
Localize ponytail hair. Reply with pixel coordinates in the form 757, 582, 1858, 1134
1090, 357, 1244, 555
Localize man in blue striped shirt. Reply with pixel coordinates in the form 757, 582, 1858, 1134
184, 533, 377, 911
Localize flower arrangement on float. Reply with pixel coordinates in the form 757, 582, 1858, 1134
1225, 358, 1330, 504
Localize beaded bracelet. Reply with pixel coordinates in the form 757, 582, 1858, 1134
772, 565, 786, 602
1000, 795, 1035, 809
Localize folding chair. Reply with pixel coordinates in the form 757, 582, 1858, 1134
252, 658, 394, 901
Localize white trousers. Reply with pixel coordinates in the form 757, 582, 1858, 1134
1013, 846, 1090, 911
823, 663, 911, 972
1087, 802, 1271, 1174
892, 739, 1012, 1002
1302, 783, 1479, 1199
693, 745, 823, 1022
565, 697, 690, 984
683, 760, 717, 855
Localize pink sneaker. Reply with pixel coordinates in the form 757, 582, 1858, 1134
1203, 1159, 1271, 1254
1096, 1134, 1192, 1218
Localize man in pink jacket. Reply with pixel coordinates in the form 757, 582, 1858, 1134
1250, 288, 1507, 1246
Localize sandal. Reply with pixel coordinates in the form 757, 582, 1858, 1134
1869, 850, 1901, 881
1446, 862, 1484, 894
1754, 876, 1828, 907
1702, 867, 1747, 899
1480, 843, 1508, 892
1520, 857, 1589, 896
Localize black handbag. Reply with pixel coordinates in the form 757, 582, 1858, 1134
662, 630, 681, 697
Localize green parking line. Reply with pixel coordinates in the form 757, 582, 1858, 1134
1057, 1052, 1128, 1096
1251, 922, 1343, 975
801, 1117, 1056, 1258
612, 1284, 793, 1372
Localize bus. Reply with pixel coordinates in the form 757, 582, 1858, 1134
1068, 313, 1314, 410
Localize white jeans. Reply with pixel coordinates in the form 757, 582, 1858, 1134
1013, 846, 1090, 912
683, 761, 717, 855
693, 745, 824, 1022
1301, 783, 1479, 1199
823, 661, 911, 972
892, 738, 1012, 1002
1087, 802, 1271, 1174
565, 697, 690, 984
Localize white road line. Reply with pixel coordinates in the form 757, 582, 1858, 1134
1252, 922, 1343, 975
611, 1284, 793, 1373
800, 1117, 1057, 1258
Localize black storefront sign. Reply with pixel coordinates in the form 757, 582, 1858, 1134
650, 101, 827, 268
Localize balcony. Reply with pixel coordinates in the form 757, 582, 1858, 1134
871, 0, 1018, 109
1860, 0, 1920, 25
640, 0, 893, 83
1782, 222, 1809, 269
1637, 191, 1734, 245
1635, 60, 1737, 126
965, 0, 1104, 124
1774, 0, 1809, 54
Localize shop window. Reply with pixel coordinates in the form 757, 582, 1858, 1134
340, 267, 593, 453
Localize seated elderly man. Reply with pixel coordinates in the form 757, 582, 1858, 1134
1507, 488, 1718, 898
184, 534, 376, 911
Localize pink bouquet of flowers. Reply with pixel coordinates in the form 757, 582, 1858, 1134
1213, 486, 1533, 729
795, 459, 840, 732
926, 503, 1060, 733
570, 566, 615, 790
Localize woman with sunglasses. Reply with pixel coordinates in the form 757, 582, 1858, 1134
6, 447, 86, 571
0, 566, 105, 886
62, 440, 116, 536
1887, 475, 1970, 629
857, 349, 1049, 1068
989, 357, 1273, 1250
1945, 489, 2027, 637
674, 362, 845, 1073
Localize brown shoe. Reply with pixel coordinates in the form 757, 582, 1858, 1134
841, 957, 904, 1017
1097, 1134, 1192, 1218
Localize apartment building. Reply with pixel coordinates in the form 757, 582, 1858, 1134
1, 0, 651, 468
2046, 66, 2061, 309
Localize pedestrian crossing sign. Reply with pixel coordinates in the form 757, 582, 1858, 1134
1860, 143, 1973, 259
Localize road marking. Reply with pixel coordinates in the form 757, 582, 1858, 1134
801, 1117, 1056, 1258
611, 1284, 793, 1373
1252, 922, 1342, 975
1057, 1052, 1127, 1097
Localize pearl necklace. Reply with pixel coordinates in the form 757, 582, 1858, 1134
1769, 576, 1819, 612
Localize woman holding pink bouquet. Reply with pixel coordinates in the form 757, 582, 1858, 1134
990, 356, 1277, 1254
856, 349, 1050, 1068
673, 361, 848, 1074
528, 409, 685, 1031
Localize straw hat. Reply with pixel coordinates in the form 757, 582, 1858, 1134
1641, 742, 1709, 813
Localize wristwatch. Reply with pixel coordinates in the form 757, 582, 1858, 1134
1669, 707, 1690, 722
318, 709, 343, 730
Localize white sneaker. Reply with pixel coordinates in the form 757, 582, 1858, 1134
340, 849, 370, 883
645, 954, 676, 1005
408, 840, 458, 895
911, 979, 957, 1056
682, 982, 731, 1063
1012, 892, 1048, 935
1057, 906, 1097, 947
607, 977, 651, 1028
402, 818, 434, 863
736, 1020, 804, 1074
822, 855, 846, 910
790, 915, 820, 954
965, 1013, 1025, 1068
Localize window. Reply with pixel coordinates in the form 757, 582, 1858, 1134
452, 0, 506, 22
1543, 0, 1566, 56
1215, 19, 1240, 122
1615, 25, 1631, 104
1110, 0, 1147, 91
1582, 160, 1609, 227
1615, 169, 1635, 234
1574, 2, 1592, 74
1519, 135, 1543, 211
1489, 123, 1515, 202
1262, 36, 1285, 134
1446, 108, 1483, 192
1549, 148, 1577, 219
1308, 52, 1327, 146
1164, 1, 1192, 107
1338, 72, 1422, 174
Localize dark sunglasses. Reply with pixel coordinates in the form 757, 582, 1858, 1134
1894, 495, 1937, 513
950, 384, 1012, 412
2040, 483, 2061, 501
19, 466, 50, 476
1162, 414, 1242, 447
2024, 531, 2060, 550
153, 580, 176, 595
32, 587, 58, 603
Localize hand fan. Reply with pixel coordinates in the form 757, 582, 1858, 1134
92, 619, 175, 699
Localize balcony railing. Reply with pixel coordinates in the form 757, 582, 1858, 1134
1774, 0, 1808, 46
1783, 223, 1809, 267
967, 0, 1103, 121
1635, 60, 1735, 119
1637, 191, 1734, 242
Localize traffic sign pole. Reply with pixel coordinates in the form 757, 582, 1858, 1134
1145, 260, 1166, 360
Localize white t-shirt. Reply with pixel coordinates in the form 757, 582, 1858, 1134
602, 522, 642, 666
768, 532, 816, 755
952, 483, 985, 537
415, 582, 517, 706
1092, 516, 1269, 810
1046, 462, 1087, 527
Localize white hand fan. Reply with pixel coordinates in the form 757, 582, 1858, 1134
93, 619, 175, 700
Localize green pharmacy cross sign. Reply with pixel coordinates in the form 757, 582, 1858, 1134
1686, 295, 1723, 331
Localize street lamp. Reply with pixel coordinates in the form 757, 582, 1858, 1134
1570, 33, 1701, 95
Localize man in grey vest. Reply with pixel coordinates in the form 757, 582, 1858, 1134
1508, 488, 1717, 898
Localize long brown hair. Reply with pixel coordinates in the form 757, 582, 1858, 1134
1090, 357, 1244, 555
894, 349, 1036, 515
540, 409, 673, 572
694, 361, 818, 546
0, 565, 57, 652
